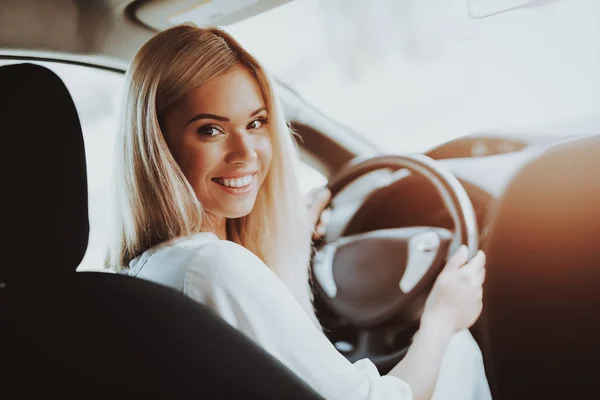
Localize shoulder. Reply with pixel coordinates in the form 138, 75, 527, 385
184, 238, 273, 288
181, 238, 283, 330
128, 232, 221, 291
131, 232, 272, 302
131, 232, 219, 270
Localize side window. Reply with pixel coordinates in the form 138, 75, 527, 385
0, 59, 329, 272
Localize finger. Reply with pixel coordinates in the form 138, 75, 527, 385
316, 222, 326, 237
313, 228, 327, 240
462, 251, 486, 275
319, 208, 331, 226
311, 188, 331, 213
445, 245, 468, 270
462, 251, 485, 275
476, 287, 483, 301
477, 266, 486, 284
468, 267, 486, 286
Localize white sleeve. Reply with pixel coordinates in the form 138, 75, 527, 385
182, 240, 412, 400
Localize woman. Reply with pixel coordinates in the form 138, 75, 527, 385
107, 25, 491, 400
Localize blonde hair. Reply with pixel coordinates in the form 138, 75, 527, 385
106, 25, 318, 326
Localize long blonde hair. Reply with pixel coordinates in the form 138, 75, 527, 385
106, 25, 318, 326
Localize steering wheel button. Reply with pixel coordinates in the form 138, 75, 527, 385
400, 232, 440, 293
313, 244, 338, 298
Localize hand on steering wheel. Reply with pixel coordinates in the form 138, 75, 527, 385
306, 186, 332, 240
422, 245, 486, 334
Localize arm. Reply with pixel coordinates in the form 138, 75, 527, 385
183, 240, 413, 400
387, 317, 454, 400
388, 246, 487, 400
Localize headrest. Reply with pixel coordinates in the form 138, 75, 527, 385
0, 63, 89, 283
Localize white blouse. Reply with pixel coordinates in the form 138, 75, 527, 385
128, 232, 412, 399
129, 232, 492, 400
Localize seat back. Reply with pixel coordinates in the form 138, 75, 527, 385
0, 62, 323, 399
481, 135, 600, 399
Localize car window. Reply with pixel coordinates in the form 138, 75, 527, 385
217, 0, 600, 152
0, 60, 327, 272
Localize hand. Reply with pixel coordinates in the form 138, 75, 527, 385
306, 186, 332, 240
421, 245, 486, 333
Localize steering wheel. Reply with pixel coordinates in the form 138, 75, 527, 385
311, 154, 479, 371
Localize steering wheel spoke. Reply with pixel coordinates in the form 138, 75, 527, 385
313, 226, 452, 327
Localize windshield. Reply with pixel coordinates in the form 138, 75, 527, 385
186, 0, 599, 153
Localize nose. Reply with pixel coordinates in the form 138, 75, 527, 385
224, 131, 258, 165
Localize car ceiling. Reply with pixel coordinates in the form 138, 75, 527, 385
0, 0, 151, 68
0, 0, 298, 63
0, 0, 378, 176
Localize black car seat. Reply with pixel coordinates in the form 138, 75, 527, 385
0, 62, 324, 399
481, 134, 600, 399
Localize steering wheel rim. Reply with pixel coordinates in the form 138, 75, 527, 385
326, 154, 478, 257
313, 154, 479, 369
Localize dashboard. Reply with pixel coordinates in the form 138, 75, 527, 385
315, 132, 597, 370
324, 133, 590, 245
427, 136, 529, 159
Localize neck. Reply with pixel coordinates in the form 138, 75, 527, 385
207, 213, 227, 240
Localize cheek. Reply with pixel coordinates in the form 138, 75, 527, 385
177, 141, 219, 191
256, 134, 273, 172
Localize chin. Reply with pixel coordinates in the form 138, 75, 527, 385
222, 201, 256, 219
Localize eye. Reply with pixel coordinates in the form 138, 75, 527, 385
197, 125, 224, 137
247, 117, 268, 130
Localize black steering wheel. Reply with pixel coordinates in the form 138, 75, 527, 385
312, 154, 479, 371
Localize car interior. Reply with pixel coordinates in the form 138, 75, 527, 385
1, 0, 599, 399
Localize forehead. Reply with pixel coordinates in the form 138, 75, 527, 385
178, 65, 266, 118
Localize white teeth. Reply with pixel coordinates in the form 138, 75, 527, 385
215, 175, 253, 188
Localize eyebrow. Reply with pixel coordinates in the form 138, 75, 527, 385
186, 106, 267, 126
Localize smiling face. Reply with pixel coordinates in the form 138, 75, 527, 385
162, 65, 273, 228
